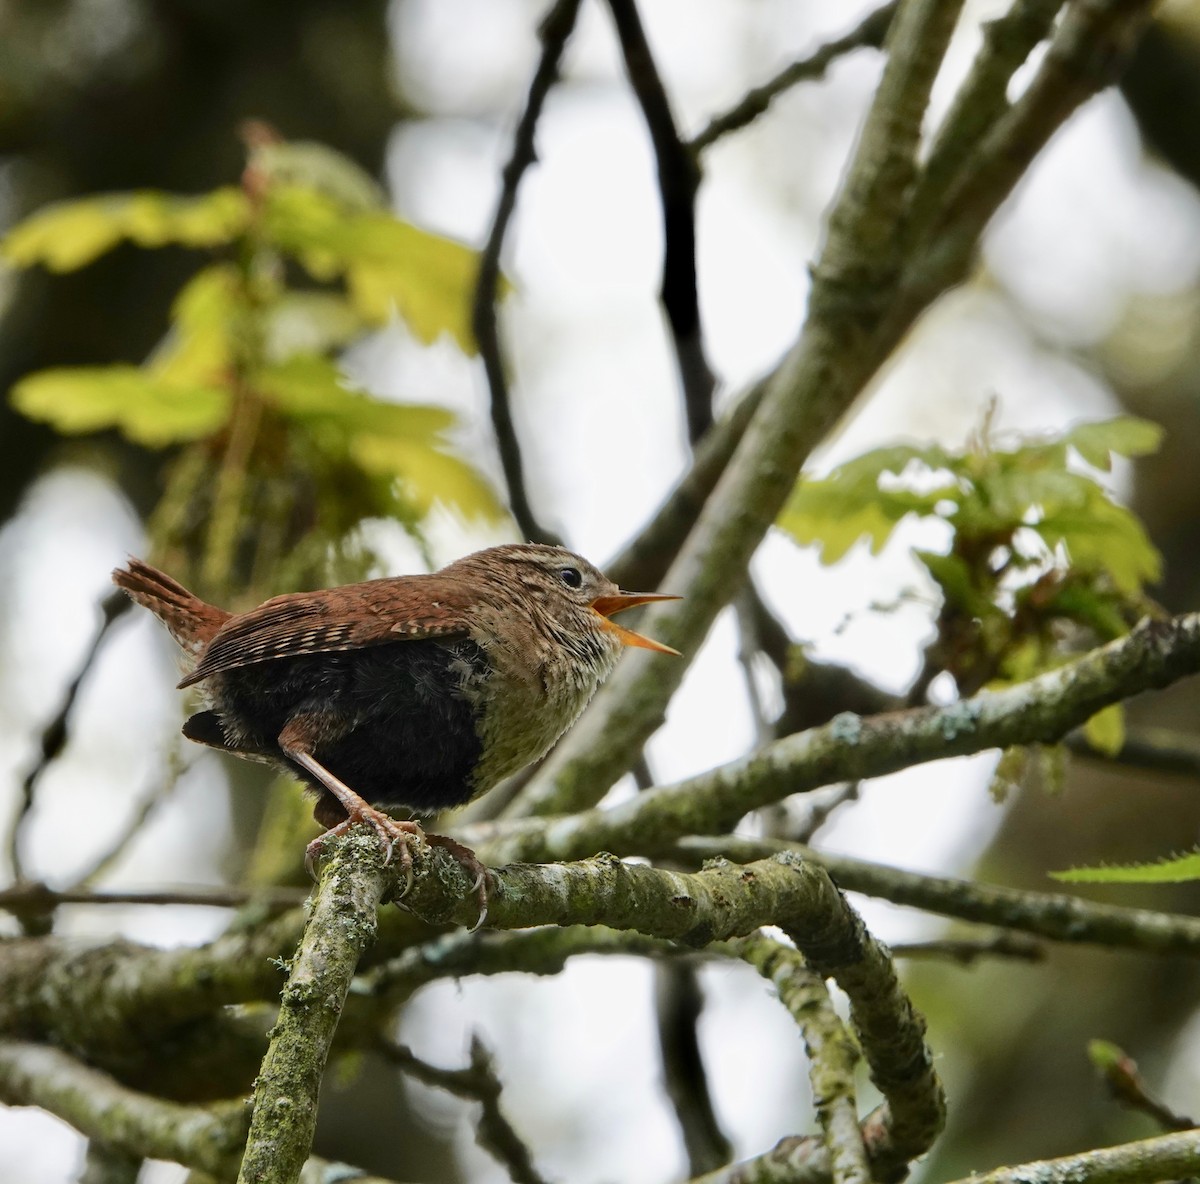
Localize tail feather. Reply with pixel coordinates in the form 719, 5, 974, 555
112, 559, 230, 654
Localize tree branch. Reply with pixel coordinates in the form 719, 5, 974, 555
0, 1041, 246, 1179
689, 4, 899, 153
677, 835, 1200, 959
237, 828, 406, 1184
471, 0, 580, 546
940, 1129, 1200, 1184
481, 612, 1200, 863
605, 0, 714, 441
735, 935, 870, 1184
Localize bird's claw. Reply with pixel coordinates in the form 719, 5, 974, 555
306, 810, 417, 897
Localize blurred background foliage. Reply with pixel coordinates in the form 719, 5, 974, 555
5, 1, 1200, 1182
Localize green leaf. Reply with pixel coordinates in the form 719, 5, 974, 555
148, 265, 239, 384
976, 467, 1093, 525
1035, 495, 1161, 593
1051, 849, 1200, 884
1065, 416, 1164, 471
351, 435, 504, 521
343, 217, 482, 352
261, 187, 484, 353
1083, 703, 1126, 758
12, 366, 230, 446
256, 357, 455, 440
780, 480, 955, 564
2, 189, 249, 271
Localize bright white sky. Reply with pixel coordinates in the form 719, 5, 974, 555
3, 1, 1200, 1180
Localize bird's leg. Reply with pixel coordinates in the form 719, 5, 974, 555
279, 728, 420, 895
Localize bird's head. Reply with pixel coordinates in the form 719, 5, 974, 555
452, 543, 680, 657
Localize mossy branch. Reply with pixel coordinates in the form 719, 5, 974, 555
0, 1041, 247, 1178
734, 936, 871, 1184
941, 1129, 1200, 1184
479, 612, 1200, 864
237, 827, 404, 1184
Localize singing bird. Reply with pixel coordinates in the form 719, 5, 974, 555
113, 544, 678, 901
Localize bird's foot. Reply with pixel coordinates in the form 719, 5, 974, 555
418, 832, 492, 931
305, 808, 422, 896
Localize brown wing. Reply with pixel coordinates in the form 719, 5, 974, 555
179, 573, 474, 688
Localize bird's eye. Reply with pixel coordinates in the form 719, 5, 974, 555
559, 566, 583, 589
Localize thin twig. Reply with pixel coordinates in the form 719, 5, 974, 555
1092, 1041, 1196, 1132
734, 589, 774, 746
471, 0, 580, 546
888, 932, 1044, 964
0, 882, 306, 917
789, 782, 861, 845
690, 3, 900, 152
379, 1034, 548, 1184
9, 589, 131, 881
605, 0, 715, 442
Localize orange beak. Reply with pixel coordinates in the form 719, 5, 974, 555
590, 592, 681, 656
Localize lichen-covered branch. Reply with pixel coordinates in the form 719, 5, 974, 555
0, 1041, 246, 1179
677, 836, 1200, 958
735, 936, 870, 1184
237, 828, 405, 1184
905, 0, 1065, 246
941, 1129, 1200, 1184
397, 851, 943, 1173
480, 612, 1200, 863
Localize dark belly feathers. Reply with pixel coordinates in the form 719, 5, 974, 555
187, 639, 489, 815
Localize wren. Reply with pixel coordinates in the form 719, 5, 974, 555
112, 544, 678, 900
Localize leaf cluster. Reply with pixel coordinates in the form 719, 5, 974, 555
2, 134, 504, 599
779, 415, 1164, 753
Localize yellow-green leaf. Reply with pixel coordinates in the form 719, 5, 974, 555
351, 435, 504, 521
255, 357, 455, 441
1083, 703, 1125, 758
2, 189, 249, 272
343, 217, 481, 352
149, 265, 239, 384
12, 366, 230, 446
1066, 416, 1164, 471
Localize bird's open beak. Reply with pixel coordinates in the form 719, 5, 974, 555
590, 592, 681, 656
